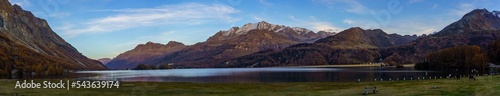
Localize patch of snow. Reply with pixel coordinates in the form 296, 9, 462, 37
252, 23, 258, 30
493, 11, 500, 18
220, 27, 240, 36
320, 29, 336, 33
292, 27, 312, 34
275, 27, 285, 32
236, 23, 257, 34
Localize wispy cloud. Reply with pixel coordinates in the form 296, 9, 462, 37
341, 17, 449, 35
59, 3, 240, 37
289, 16, 299, 22
253, 16, 265, 21
451, 3, 475, 16
342, 19, 354, 25
48, 12, 70, 18
258, 0, 273, 6
384, 17, 453, 35
309, 22, 343, 32
342, 19, 380, 29
312, 0, 369, 14
449, 0, 481, 17
9, 0, 30, 7
432, 4, 438, 9
408, 0, 423, 4
289, 16, 344, 32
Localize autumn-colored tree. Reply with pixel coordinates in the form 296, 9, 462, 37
34, 64, 43, 77
415, 45, 488, 73
488, 40, 500, 65
55, 65, 64, 76
383, 52, 403, 66
45, 65, 55, 76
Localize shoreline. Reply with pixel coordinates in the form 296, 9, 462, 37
285, 64, 415, 68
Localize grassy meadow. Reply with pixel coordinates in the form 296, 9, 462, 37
0, 75, 499, 96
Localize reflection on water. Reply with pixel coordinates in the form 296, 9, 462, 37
76, 67, 448, 83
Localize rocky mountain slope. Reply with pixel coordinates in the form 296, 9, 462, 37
106, 41, 186, 69
106, 21, 335, 69
108, 8, 500, 69
383, 9, 500, 64
223, 9, 500, 68
97, 58, 112, 65
0, 0, 106, 70
220, 27, 417, 67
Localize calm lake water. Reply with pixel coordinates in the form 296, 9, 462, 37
75, 66, 465, 83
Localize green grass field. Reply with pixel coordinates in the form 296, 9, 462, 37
1, 75, 499, 96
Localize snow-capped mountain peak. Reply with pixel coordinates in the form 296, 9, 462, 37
220, 21, 310, 36
208, 21, 335, 42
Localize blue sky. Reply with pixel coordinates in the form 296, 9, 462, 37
8, 0, 500, 59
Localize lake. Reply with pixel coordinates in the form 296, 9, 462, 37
75, 66, 467, 83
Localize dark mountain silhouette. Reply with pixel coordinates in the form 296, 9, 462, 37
0, 0, 106, 70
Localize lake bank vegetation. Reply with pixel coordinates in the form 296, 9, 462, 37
415, 40, 500, 73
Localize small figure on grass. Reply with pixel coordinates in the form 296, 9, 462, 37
469, 75, 476, 80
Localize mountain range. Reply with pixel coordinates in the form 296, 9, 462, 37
382, 9, 500, 64
106, 21, 335, 69
220, 27, 417, 67
224, 9, 500, 68
4, 0, 498, 70
0, 0, 106, 70
107, 9, 500, 69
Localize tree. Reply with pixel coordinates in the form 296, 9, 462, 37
133, 64, 148, 70
415, 45, 488, 73
0, 69, 5, 77
488, 40, 500, 65
45, 65, 55, 76
158, 64, 173, 69
33, 64, 43, 77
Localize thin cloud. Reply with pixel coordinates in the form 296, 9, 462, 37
289, 16, 299, 22
432, 4, 438, 9
343, 0, 367, 14
49, 12, 70, 18
408, 0, 423, 4
452, 3, 475, 16
342, 19, 354, 25
60, 3, 240, 37
342, 19, 381, 29
293, 16, 344, 32
9, 0, 30, 7
383, 17, 453, 35
258, 0, 273, 6
312, 0, 369, 14
449, 0, 480, 17
253, 16, 265, 21
309, 22, 343, 32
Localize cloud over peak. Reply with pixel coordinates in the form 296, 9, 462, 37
60, 3, 240, 37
